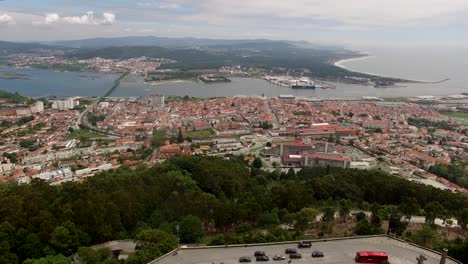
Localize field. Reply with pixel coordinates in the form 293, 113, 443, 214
66, 129, 108, 140
441, 111, 468, 125
183, 129, 215, 138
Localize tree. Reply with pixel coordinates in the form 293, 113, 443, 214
50, 226, 73, 254
151, 129, 167, 148
2, 152, 17, 163
179, 215, 204, 243
457, 208, 468, 231
370, 211, 381, 228
399, 197, 420, 221
16, 233, 42, 260
413, 224, 437, 247
294, 208, 319, 233
321, 207, 335, 223
135, 229, 177, 245
19, 140, 36, 149
258, 211, 280, 228
129, 229, 177, 264
177, 128, 184, 144
23, 254, 70, 264
252, 157, 262, 169
261, 122, 273, 130
424, 202, 445, 224
78, 247, 100, 264
355, 212, 367, 222
49, 222, 89, 256
355, 219, 375, 235
0, 241, 18, 264
388, 214, 407, 236
339, 200, 351, 222
285, 168, 296, 180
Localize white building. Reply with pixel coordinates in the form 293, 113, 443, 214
16, 107, 32, 116
30, 101, 44, 113
0, 162, 14, 173
52, 98, 79, 110
33, 167, 73, 182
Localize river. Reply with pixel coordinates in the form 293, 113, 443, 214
1, 47, 467, 99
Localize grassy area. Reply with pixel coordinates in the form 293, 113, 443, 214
78, 98, 95, 105
183, 129, 215, 138
66, 129, 108, 140
441, 111, 468, 125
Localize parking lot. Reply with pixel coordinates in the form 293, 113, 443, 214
152, 236, 458, 264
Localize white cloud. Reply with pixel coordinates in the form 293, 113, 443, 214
45, 13, 60, 24
172, 0, 468, 30
43, 11, 116, 25
0, 13, 15, 25
137, 1, 181, 10
102, 13, 116, 25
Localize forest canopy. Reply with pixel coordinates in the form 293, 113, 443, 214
0, 156, 467, 263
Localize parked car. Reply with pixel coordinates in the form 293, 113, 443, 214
239, 256, 252, 262
273, 255, 286, 261
312, 251, 324, 257
285, 248, 297, 254
254, 251, 266, 257
256, 255, 270, 261
298, 241, 312, 248
289, 253, 302, 259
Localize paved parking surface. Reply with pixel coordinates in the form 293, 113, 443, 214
153, 237, 458, 264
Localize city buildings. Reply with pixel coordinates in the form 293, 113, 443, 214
51, 98, 80, 110
1, 95, 467, 192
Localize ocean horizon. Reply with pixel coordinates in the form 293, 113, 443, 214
334, 46, 468, 96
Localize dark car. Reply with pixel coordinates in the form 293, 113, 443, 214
254, 251, 266, 257
256, 255, 270, 261
289, 253, 302, 259
312, 251, 324, 257
285, 248, 297, 254
273, 255, 286, 261
298, 241, 312, 248
239, 256, 252, 262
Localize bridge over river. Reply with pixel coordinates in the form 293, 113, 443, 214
76, 71, 129, 133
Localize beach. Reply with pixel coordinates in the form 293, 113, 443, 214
333, 53, 371, 70
143, 79, 191, 85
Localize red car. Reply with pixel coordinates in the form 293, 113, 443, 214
355, 251, 388, 263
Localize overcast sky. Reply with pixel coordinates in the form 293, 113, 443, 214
0, 0, 467, 47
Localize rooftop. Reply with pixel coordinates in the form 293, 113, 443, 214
150, 236, 459, 264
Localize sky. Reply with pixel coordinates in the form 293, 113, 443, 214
0, 0, 467, 47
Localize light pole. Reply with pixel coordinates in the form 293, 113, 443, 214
176, 224, 180, 251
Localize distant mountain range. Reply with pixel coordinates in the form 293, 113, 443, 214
0, 41, 74, 55
45, 36, 343, 50
1, 36, 385, 80
0, 36, 346, 56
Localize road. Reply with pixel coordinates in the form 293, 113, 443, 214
91, 240, 136, 252
264, 98, 279, 128
76, 71, 129, 135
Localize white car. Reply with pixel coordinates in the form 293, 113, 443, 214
273, 255, 286, 261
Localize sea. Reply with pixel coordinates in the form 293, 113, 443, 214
1, 46, 467, 98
